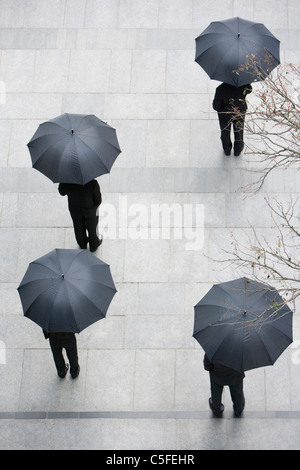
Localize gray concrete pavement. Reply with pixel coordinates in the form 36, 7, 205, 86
0, 0, 300, 450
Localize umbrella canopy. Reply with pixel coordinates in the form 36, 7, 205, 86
27, 113, 121, 185
193, 277, 293, 372
195, 17, 280, 87
17, 249, 117, 333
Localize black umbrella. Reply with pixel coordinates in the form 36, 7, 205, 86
27, 113, 121, 185
193, 277, 293, 372
17, 249, 117, 333
195, 17, 280, 87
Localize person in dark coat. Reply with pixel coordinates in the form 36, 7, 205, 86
58, 179, 102, 252
213, 82, 252, 156
204, 354, 245, 417
43, 331, 80, 379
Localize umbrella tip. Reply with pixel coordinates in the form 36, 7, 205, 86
238, 33, 241, 38
61, 274, 65, 279
243, 310, 247, 315
71, 129, 74, 134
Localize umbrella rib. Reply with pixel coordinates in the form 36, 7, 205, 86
28, 261, 59, 277
209, 21, 236, 36
80, 121, 115, 131
211, 19, 267, 37
55, 249, 84, 277
209, 320, 261, 372
209, 325, 242, 363
29, 122, 70, 142
196, 37, 235, 59
66, 263, 106, 277
79, 133, 121, 153
237, 37, 278, 64
244, 327, 274, 367
195, 301, 240, 310
67, 277, 117, 294
61, 278, 81, 332
260, 320, 293, 341
246, 33, 279, 43
54, 136, 84, 184
29, 133, 66, 147
198, 30, 278, 50
193, 313, 238, 336
18, 277, 54, 293
65, 280, 114, 315
80, 134, 120, 154
23, 283, 58, 331
212, 43, 241, 78
54, 250, 64, 277
75, 137, 118, 173
61, 251, 106, 276
65, 113, 86, 132
245, 23, 275, 39
65, 113, 73, 130
30, 134, 70, 166
197, 40, 239, 79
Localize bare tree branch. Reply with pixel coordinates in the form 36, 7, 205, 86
233, 61, 300, 192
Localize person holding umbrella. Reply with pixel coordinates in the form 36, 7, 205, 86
27, 113, 122, 251
43, 330, 80, 379
27, 113, 122, 186
195, 17, 280, 156
58, 179, 103, 252
17, 249, 117, 379
193, 277, 293, 418
204, 354, 245, 417
212, 82, 252, 156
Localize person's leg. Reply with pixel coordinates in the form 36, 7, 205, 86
49, 336, 68, 377
71, 213, 88, 248
218, 113, 232, 155
209, 378, 224, 417
229, 381, 245, 416
64, 334, 80, 379
85, 210, 102, 252
233, 116, 245, 156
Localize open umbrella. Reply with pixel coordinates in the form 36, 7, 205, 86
193, 277, 293, 372
195, 17, 280, 87
17, 249, 117, 333
27, 113, 121, 185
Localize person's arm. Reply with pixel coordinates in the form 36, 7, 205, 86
43, 329, 49, 339
203, 354, 213, 371
212, 88, 222, 111
58, 183, 67, 196
244, 84, 252, 96
93, 180, 102, 207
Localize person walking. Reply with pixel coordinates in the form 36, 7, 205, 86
43, 331, 80, 379
213, 82, 252, 156
58, 179, 102, 252
204, 354, 245, 417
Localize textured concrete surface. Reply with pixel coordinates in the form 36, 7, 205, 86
0, 0, 300, 450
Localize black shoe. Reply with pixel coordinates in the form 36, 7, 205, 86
58, 364, 69, 378
209, 398, 224, 417
234, 406, 244, 417
71, 365, 80, 379
234, 143, 244, 156
90, 235, 103, 252
224, 150, 231, 156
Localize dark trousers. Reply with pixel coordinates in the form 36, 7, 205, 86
49, 333, 79, 376
210, 377, 245, 415
218, 112, 245, 155
71, 210, 100, 250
